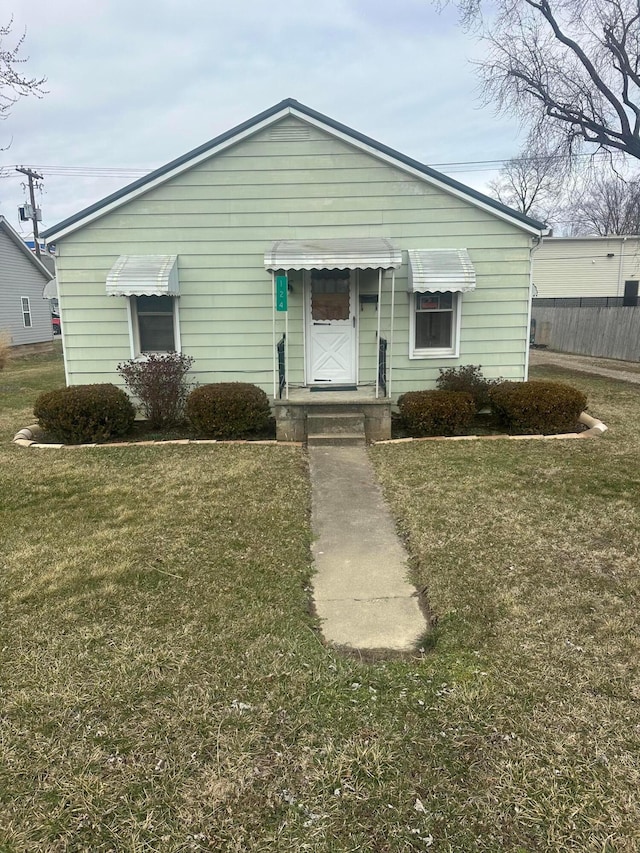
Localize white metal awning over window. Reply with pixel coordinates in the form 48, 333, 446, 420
264, 238, 402, 271
408, 249, 476, 293
106, 255, 179, 296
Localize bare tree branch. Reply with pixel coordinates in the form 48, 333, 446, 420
450, 0, 640, 160
566, 162, 640, 233
0, 16, 46, 121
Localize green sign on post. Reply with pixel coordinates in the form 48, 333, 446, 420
276, 275, 288, 312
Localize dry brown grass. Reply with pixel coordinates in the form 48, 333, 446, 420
0, 330, 11, 371
3, 351, 640, 851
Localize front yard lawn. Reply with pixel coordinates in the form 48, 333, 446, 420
2, 350, 639, 851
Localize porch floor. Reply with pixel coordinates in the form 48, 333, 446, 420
280, 385, 382, 403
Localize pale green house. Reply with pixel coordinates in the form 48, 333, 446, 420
43, 99, 545, 440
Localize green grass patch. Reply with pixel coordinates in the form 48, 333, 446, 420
2, 351, 640, 850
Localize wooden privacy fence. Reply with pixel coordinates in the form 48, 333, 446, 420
531, 305, 640, 361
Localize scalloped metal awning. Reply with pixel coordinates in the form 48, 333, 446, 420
106, 255, 179, 296
264, 238, 402, 271
408, 249, 476, 293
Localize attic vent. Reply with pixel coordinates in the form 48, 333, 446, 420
268, 125, 311, 142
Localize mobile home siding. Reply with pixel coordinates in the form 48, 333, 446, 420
0, 228, 53, 346
55, 116, 534, 394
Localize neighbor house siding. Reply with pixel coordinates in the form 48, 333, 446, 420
534, 237, 640, 299
55, 116, 534, 394
0, 229, 53, 346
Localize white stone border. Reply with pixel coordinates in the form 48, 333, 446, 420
12, 424, 303, 449
12, 412, 607, 449
371, 411, 608, 445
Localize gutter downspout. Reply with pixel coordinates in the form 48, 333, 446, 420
525, 236, 542, 381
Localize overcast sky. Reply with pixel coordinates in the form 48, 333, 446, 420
0, 0, 524, 241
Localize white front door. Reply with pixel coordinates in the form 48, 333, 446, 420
306, 271, 357, 385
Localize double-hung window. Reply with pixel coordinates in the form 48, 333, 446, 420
408, 249, 474, 359
133, 295, 176, 353
412, 291, 458, 356
106, 255, 180, 357
21, 297, 32, 328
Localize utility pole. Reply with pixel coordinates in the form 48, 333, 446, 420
16, 166, 44, 259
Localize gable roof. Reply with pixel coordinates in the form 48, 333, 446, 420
0, 216, 54, 280
42, 99, 547, 241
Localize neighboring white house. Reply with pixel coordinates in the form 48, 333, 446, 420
0, 216, 54, 347
532, 236, 640, 360
534, 236, 640, 305
41, 99, 546, 438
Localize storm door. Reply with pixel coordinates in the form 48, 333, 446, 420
306, 269, 356, 385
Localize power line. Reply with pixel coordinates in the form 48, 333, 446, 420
2, 148, 618, 180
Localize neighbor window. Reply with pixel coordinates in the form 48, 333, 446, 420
133, 295, 176, 352
410, 291, 459, 358
21, 297, 32, 328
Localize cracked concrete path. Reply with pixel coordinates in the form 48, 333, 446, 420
308, 446, 426, 652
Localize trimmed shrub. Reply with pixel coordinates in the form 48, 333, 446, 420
436, 364, 500, 411
34, 384, 135, 443
117, 352, 194, 428
398, 390, 475, 436
186, 382, 271, 439
489, 380, 587, 434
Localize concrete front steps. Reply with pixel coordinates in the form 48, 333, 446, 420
274, 393, 392, 444
307, 409, 366, 446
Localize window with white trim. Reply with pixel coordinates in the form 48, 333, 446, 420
410, 291, 459, 358
21, 297, 32, 328
132, 295, 176, 353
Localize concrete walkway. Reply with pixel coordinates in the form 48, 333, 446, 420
308, 446, 426, 652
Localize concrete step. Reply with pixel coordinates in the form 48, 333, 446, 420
307, 412, 365, 434
307, 432, 366, 447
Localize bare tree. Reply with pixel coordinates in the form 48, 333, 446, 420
455, 0, 640, 161
566, 166, 640, 233
488, 145, 567, 223
1, 16, 46, 121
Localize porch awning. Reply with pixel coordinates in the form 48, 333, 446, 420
408, 249, 476, 293
106, 255, 179, 296
264, 238, 402, 271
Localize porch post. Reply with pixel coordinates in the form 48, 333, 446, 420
388, 268, 396, 398
271, 270, 277, 398
376, 267, 382, 398
285, 288, 289, 399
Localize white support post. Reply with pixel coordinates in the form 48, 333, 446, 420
375, 267, 382, 399
285, 295, 289, 400
271, 270, 277, 398
389, 268, 396, 398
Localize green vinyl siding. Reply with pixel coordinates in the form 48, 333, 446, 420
55, 116, 534, 394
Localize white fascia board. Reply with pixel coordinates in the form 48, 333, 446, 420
45, 108, 294, 242
288, 108, 545, 237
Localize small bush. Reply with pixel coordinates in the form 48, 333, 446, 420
117, 353, 194, 428
398, 390, 475, 436
489, 380, 587, 434
34, 384, 135, 443
437, 364, 500, 411
186, 383, 271, 439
